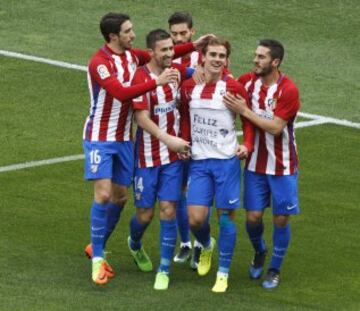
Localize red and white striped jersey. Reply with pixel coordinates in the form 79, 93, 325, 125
83, 43, 195, 142
238, 72, 300, 175
83, 45, 156, 142
132, 64, 187, 168
180, 77, 254, 160
172, 51, 202, 69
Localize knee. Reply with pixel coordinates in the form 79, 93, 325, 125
189, 214, 205, 229
111, 193, 128, 207
159, 203, 176, 220
273, 215, 290, 228
95, 189, 111, 204
137, 209, 154, 224
246, 212, 263, 224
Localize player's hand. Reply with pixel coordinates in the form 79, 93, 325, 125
156, 68, 179, 86
178, 150, 191, 160
236, 144, 249, 159
223, 92, 248, 115
159, 132, 190, 153
192, 65, 205, 84
193, 34, 216, 50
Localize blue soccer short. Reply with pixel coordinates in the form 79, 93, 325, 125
182, 160, 190, 188
83, 140, 134, 186
187, 157, 241, 209
133, 160, 183, 208
243, 169, 300, 215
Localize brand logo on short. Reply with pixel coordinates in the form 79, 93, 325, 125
229, 198, 239, 204
286, 204, 297, 210
91, 165, 98, 173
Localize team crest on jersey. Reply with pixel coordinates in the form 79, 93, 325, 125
219, 128, 229, 137
97, 65, 110, 80
267, 98, 277, 110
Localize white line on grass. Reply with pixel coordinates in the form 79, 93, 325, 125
298, 112, 360, 129
0, 154, 84, 173
0, 50, 87, 72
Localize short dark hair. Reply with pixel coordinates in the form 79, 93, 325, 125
100, 12, 130, 42
259, 39, 285, 64
201, 36, 231, 58
168, 11, 193, 28
146, 29, 171, 49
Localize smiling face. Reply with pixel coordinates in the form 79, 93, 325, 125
169, 22, 194, 44
151, 37, 175, 69
253, 45, 280, 77
202, 44, 227, 76
109, 20, 136, 51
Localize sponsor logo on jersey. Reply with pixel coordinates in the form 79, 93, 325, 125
154, 102, 177, 115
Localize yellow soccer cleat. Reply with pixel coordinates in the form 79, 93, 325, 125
197, 237, 216, 276
92, 259, 108, 285
212, 273, 229, 293
153, 271, 170, 290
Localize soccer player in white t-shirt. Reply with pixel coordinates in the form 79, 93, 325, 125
180, 37, 254, 293
224, 39, 300, 289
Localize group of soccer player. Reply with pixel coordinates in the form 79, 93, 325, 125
82, 11, 301, 293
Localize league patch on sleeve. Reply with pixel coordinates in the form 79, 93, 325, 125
97, 64, 110, 79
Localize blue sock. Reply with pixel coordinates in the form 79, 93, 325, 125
246, 221, 266, 253
191, 221, 211, 248
104, 202, 124, 246
218, 214, 237, 274
176, 193, 190, 244
129, 215, 149, 250
158, 219, 177, 273
90, 201, 107, 258
269, 224, 291, 272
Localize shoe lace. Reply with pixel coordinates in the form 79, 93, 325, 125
200, 249, 211, 265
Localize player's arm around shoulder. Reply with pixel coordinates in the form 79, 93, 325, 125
223, 80, 287, 137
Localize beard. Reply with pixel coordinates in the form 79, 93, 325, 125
254, 63, 273, 77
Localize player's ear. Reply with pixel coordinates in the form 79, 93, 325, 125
272, 58, 280, 68
191, 28, 196, 37
108, 33, 118, 42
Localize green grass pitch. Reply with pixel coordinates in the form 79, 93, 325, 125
0, 1, 359, 310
